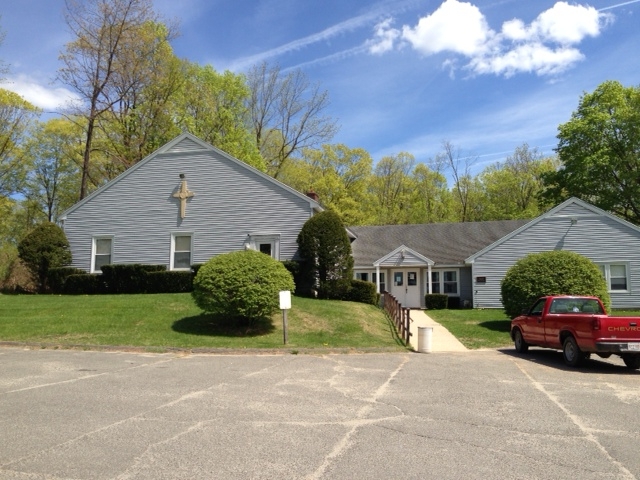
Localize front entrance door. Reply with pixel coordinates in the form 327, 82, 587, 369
391, 270, 421, 308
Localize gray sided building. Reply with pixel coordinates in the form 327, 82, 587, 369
61, 133, 322, 273
351, 198, 640, 310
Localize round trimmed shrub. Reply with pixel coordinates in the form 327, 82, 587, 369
501, 250, 610, 318
192, 250, 295, 321
18, 222, 72, 293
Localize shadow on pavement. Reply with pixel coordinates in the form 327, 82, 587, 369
498, 347, 640, 375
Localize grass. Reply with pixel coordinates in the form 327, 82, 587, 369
426, 308, 513, 350
427, 307, 640, 349
0, 293, 407, 352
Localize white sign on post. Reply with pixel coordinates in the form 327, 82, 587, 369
279, 290, 291, 310
279, 291, 291, 344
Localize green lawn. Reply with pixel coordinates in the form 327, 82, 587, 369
426, 308, 513, 349
427, 308, 640, 349
0, 293, 407, 352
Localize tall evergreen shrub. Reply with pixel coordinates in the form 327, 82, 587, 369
17, 222, 72, 293
297, 210, 353, 299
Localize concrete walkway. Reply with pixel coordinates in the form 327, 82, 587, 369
408, 309, 468, 352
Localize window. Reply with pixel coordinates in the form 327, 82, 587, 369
172, 234, 192, 270
92, 237, 112, 273
408, 272, 417, 286
431, 272, 440, 294
372, 272, 386, 293
356, 272, 369, 282
443, 271, 458, 294
247, 234, 280, 260
259, 243, 272, 256
599, 263, 629, 292
430, 269, 459, 296
530, 298, 545, 315
394, 272, 403, 286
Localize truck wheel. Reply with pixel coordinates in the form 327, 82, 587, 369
562, 336, 583, 367
513, 329, 529, 353
622, 355, 640, 370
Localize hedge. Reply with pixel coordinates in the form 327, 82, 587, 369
347, 279, 378, 305
145, 271, 193, 293
48, 267, 86, 293
59, 264, 200, 295
425, 294, 448, 310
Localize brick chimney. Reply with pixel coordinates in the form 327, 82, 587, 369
306, 189, 319, 202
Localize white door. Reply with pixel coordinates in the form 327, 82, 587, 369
391, 270, 421, 308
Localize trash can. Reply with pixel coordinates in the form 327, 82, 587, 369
418, 326, 433, 353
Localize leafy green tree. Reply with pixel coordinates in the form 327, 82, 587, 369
478, 144, 558, 220
542, 80, 640, 224
297, 210, 353, 299
59, 0, 177, 199
95, 21, 183, 177
501, 250, 610, 318
408, 163, 453, 223
282, 144, 374, 225
369, 152, 415, 224
23, 119, 82, 221
18, 222, 72, 292
172, 62, 265, 170
192, 249, 294, 322
0, 89, 40, 196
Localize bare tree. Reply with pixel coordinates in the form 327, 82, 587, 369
246, 62, 339, 179
434, 141, 478, 222
58, 0, 176, 199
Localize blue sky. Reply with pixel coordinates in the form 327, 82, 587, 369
1, 0, 639, 174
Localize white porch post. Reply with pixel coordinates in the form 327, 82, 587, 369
375, 265, 381, 293
427, 264, 432, 294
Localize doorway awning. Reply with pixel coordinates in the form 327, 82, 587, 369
373, 244, 434, 267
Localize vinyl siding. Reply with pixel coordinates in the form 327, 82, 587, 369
64, 138, 314, 271
472, 203, 640, 309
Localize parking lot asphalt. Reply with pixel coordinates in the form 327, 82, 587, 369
1, 346, 639, 480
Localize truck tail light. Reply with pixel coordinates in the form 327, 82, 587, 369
592, 317, 601, 330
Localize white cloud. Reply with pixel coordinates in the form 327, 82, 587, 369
529, 2, 609, 45
1, 75, 80, 111
401, 0, 494, 56
470, 43, 585, 78
369, 0, 613, 77
367, 18, 401, 55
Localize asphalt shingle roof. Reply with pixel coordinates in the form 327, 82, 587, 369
349, 219, 530, 266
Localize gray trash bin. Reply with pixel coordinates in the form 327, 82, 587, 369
418, 326, 433, 353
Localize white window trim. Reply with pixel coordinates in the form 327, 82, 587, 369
91, 235, 114, 273
171, 232, 193, 271
427, 268, 460, 297
599, 262, 630, 293
245, 233, 281, 260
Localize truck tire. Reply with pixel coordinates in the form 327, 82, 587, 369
513, 329, 529, 353
622, 355, 640, 370
562, 336, 584, 367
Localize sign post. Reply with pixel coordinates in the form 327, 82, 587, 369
279, 291, 291, 344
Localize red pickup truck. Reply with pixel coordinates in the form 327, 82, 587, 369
510, 295, 640, 369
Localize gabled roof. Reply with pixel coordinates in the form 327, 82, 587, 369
373, 244, 434, 267
60, 133, 322, 218
350, 219, 529, 267
465, 197, 640, 263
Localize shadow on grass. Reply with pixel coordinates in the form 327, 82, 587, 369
477, 319, 511, 333
172, 314, 276, 337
